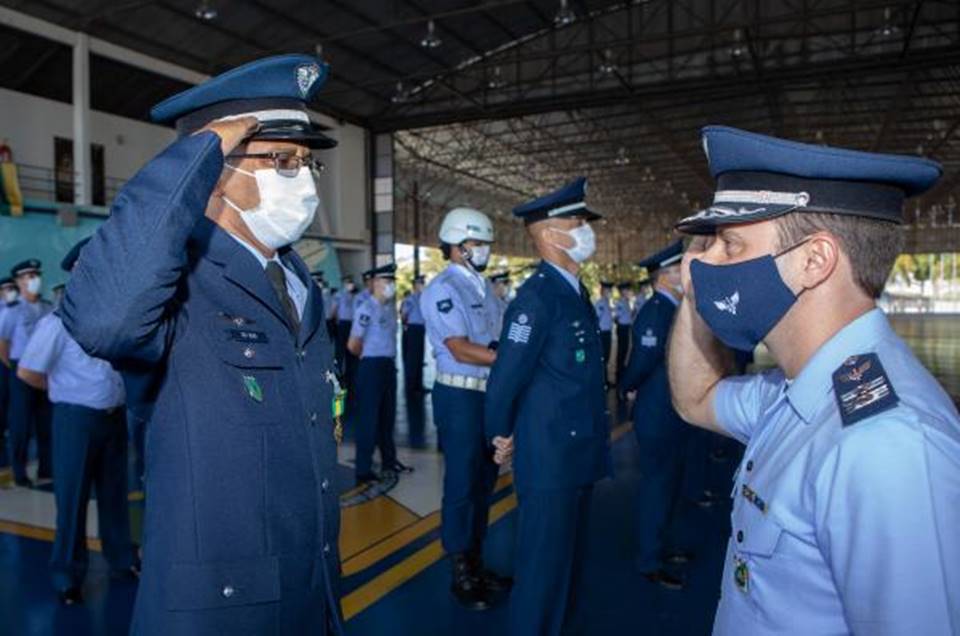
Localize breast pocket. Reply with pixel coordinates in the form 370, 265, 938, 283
205, 317, 287, 425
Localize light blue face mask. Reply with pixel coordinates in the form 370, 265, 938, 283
690, 240, 808, 351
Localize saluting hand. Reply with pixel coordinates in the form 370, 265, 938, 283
196, 116, 261, 157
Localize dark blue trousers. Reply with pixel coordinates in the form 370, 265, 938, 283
634, 432, 685, 571
335, 320, 351, 376
509, 486, 593, 636
0, 363, 9, 462
401, 324, 425, 394
615, 324, 631, 384
354, 357, 397, 476
432, 384, 499, 554
600, 330, 612, 381
7, 363, 52, 482
50, 403, 135, 590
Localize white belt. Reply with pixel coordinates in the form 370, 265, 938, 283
436, 373, 487, 393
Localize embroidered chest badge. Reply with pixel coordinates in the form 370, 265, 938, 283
832, 353, 899, 427
733, 556, 750, 592
242, 375, 263, 403
575, 349, 586, 363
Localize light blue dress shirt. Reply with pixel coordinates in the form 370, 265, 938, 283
335, 290, 355, 321
349, 295, 397, 359
421, 264, 501, 378
614, 297, 634, 325
401, 292, 425, 326
0, 298, 53, 361
594, 296, 613, 332
18, 314, 125, 409
712, 308, 960, 635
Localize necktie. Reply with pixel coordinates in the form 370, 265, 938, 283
265, 261, 300, 335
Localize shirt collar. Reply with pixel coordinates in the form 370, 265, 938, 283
230, 233, 282, 270
786, 307, 893, 424
655, 288, 680, 307
546, 261, 581, 293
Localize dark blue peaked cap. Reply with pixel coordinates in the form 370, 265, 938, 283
61, 238, 91, 272
363, 263, 397, 279
677, 126, 942, 233
150, 54, 337, 150
0, 277, 14, 287
637, 239, 683, 273
513, 177, 601, 224
11, 259, 41, 278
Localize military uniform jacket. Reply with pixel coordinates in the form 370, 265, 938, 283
61, 133, 343, 635
484, 261, 610, 492
621, 290, 685, 438
712, 309, 960, 635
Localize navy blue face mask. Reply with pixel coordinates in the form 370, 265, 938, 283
690, 241, 808, 352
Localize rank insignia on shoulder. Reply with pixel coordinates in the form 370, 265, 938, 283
832, 352, 898, 427
242, 375, 263, 403
437, 298, 453, 313
507, 316, 533, 344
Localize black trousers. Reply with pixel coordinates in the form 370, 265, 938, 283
401, 324, 425, 393
616, 324, 631, 384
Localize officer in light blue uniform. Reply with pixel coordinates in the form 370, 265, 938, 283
61, 55, 344, 635
422, 207, 509, 610
349, 263, 408, 484
16, 239, 138, 605
0, 259, 53, 486
621, 240, 688, 590
595, 281, 614, 381
669, 126, 959, 634
485, 177, 610, 635
400, 275, 426, 395
0, 277, 17, 463
333, 275, 355, 374
614, 281, 634, 385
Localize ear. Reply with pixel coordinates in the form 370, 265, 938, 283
793, 232, 839, 291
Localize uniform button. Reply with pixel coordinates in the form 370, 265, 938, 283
736, 530, 744, 543
310, 412, 318, 425
323, 543, 331, 554
243, 347, 255, 359
297, 349, 306, 360
321, 479, 329, 492
746, 460, 754, 472
222, 585, 235, 598
570, 430, 577, 437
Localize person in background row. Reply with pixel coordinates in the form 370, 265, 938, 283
0, 276, 18, 463
400, 275, 427, 396
489, 272, 511, 336
17, 238, 139, 606
485, 177, 610, 636
614, 281, 634, 386
595, 280, 614, 387
349, 263, 412, 485
61, 54, 345, 635
334, 275, 355, 376
311, 270, 336, 341
669, 125, 959, 635
0, 259, 53, 487
422, 207, 509, 611
621, 239, 688, 591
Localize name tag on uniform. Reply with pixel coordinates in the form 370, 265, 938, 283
228, 329, 269, 344
640, 328, 657, 348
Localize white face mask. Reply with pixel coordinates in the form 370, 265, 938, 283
464, 244, 491, 272
553, 224, 596, 263
222, 165, 319, 250
26, 276, 42, 295
381, 282, 396, 299
2, 290, 17, 303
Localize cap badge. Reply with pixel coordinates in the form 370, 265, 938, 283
297, 64, 321, 98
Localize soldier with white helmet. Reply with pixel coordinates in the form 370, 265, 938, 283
421, 207, 511, 610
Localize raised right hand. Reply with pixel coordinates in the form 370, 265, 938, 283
196, 116, 260, 157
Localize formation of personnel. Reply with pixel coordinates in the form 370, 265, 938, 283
4, 53, 958, 636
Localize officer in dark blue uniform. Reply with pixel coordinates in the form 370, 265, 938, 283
0, 277, 17, 463
17, 239, 138, 605
485, 177, 610, 636
400, 274, 426, 396
621, 240, 689, 590
349, 263, 410, 484
0, 259, 53, 486
61, 55, 344, 635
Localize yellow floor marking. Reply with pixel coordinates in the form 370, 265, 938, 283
339, 496, 420, 561
127, 491, 144, 502
0, 519, 101, 551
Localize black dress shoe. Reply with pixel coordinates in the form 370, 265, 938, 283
466, 552, 512, 593
355, 472, 379, 486
387, 460, 414, 474
450, 554, 493, 611
14, 477, 33, 489
58, 587, 84, 605
641, 569, 684, 590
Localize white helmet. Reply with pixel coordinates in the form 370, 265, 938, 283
438, 207, 494, 245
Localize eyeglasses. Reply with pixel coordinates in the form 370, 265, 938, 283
226, 152, 326, 178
